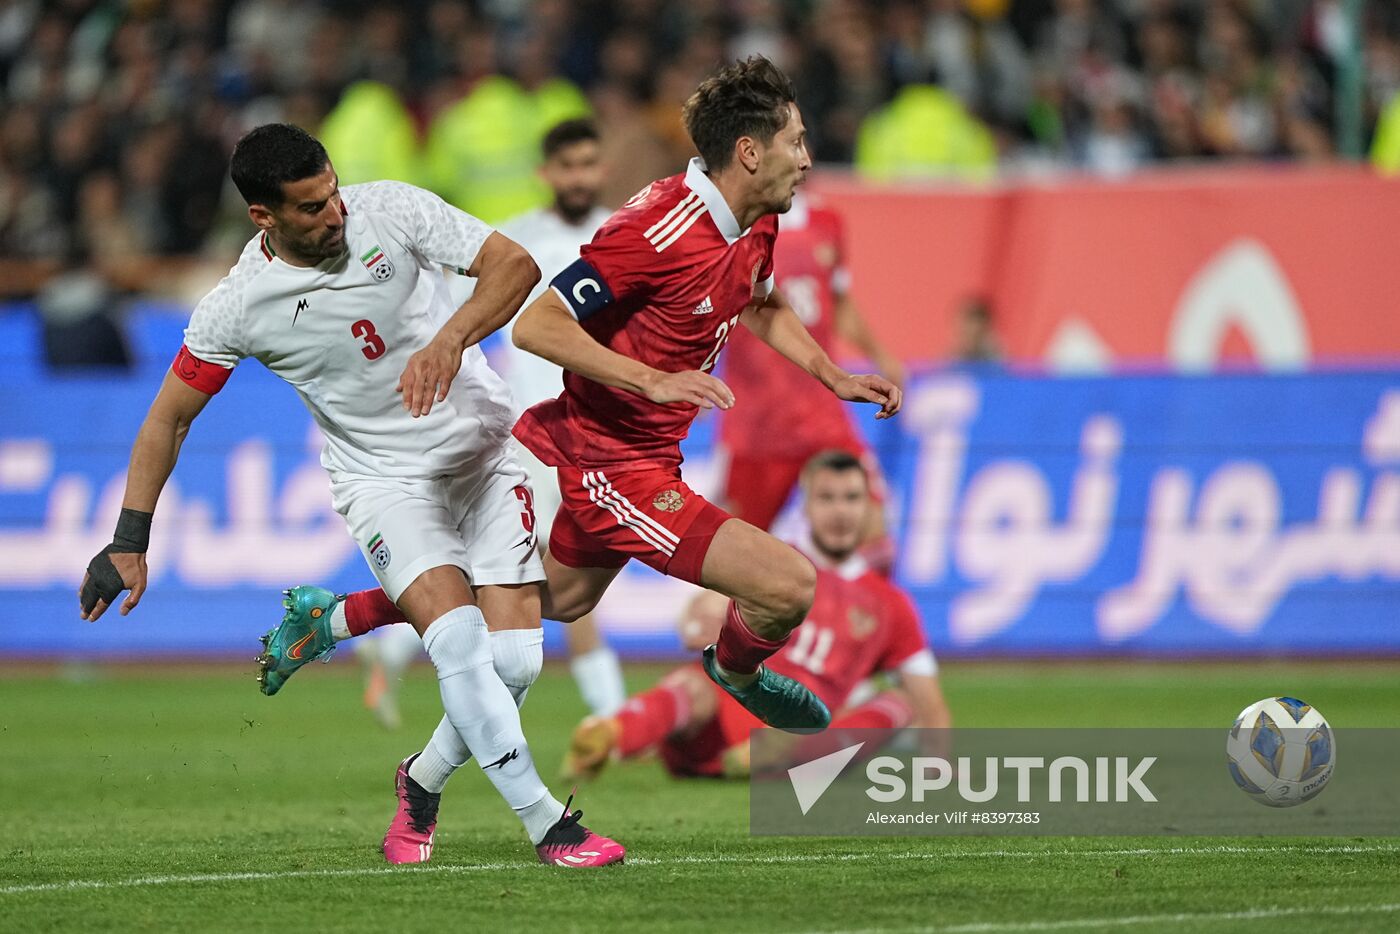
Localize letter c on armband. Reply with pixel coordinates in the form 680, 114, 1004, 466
550, 258, 615, 321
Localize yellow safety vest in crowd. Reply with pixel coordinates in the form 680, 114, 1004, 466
855, 85, 997, 183
1371, 91, 1400, 175
425, 76, 590, 223
535, 78, 592, 141
319, 81, 421, 186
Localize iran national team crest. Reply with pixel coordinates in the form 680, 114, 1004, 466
361, 244, 394, 282
652, 490, 684, 513
368, 532, 392, 569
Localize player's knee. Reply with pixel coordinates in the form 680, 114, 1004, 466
420, 607, 493, 678
766, 555, 816, 623
548, 591, 602, 624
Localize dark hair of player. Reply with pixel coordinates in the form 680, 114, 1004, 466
229, 124, 331, 208
801, 449, 868, 485
542, 118, 600, 159
682, 56, 796, 172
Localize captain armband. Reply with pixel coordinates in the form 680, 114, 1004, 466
172, 345, 233, 395
549, 258, 616, 321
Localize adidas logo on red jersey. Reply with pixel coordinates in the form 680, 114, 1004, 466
693, 296, 714, 315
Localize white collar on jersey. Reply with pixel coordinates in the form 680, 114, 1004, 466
795, 531, 870, 581
684, 158, 748, 245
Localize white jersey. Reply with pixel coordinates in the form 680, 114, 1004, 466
449, 205, 610, 412
180, 180, 516, 481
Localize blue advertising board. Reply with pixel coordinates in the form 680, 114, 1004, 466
2, 319, 1397, 657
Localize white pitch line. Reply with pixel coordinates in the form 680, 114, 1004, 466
818, 901, 1400, 934
1, 843, 1396, 897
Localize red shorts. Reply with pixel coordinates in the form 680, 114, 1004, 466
548, 466, 732, 585
659, 681, 762, 778
722, 440, 886, 532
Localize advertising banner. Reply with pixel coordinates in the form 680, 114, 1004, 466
817, 167, 1400, 370
3, 364, 1397, 657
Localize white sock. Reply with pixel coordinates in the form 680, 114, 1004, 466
329, 600, 351, 641
408, 717, 465, 793
405, 628, 545, 792
491, 628, 544, 708
421, 606, 562, 844
380, 623, 425, 678
517, 793, 568, 845
570, 646, 627, 717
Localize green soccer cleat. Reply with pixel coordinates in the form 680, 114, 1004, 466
255, 585, 342, 696
701, 645, 831, 734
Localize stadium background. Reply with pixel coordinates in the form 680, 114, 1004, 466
2, 0, 1398, 662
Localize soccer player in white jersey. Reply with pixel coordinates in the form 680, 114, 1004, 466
344, 119, 628, 726
76, 124, 623, 868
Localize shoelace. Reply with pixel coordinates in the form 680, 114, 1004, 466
403, 779, 440, 834
540, 792, 588, 850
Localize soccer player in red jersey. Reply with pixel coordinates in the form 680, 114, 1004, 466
562, 450, 952, 780
510, 57, 902, 732
718, 190, 904, 567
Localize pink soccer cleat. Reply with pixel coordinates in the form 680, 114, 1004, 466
535, 793, 626, 867
382, 755, 439, 864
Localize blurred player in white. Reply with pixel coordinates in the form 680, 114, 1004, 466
563, 450, 951, 780
348, 119, 629, 727
77, 124, 622, 868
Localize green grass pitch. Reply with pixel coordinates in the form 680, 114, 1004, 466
2, 659, 1397, 933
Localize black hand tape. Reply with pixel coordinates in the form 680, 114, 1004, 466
112, 508, 152, 552
81, 548, 125, 613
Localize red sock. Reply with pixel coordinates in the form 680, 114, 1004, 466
714, 601, 787, 675
344, 588, 404, 636
795, 692, 915, 761
831, 691, 915, 731
615, 682, 690, 758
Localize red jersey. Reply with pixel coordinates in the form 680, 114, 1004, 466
766, 543, 934, 713
514, 159, 777, 471
720, 194, 857, 459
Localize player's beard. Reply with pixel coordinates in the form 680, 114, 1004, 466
810, 525, 860, 565
555, 189, 597, 224
293, 227, 347, 263
771, 172, 805, 215
314, 227, 348, 259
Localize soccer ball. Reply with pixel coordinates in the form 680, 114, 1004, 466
1225, 697, 1334, 808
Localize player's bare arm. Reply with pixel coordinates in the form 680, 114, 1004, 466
833, 294, 906, 388
513, 290, 735, 410
902, 671, 953, 758
740, 288, 903, 419
397, 232, 540, 418
902, 672, 952, 731
78, 372, 215, 621
678, 589, 729, 651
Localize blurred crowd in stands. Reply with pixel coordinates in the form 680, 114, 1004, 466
1, 0, 1397, 282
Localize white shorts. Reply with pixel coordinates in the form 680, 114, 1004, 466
511, 438, 561, 546
330, 452, 545, 602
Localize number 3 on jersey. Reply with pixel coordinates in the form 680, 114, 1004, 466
351, 319, 386, 360
700, 314, 741, 372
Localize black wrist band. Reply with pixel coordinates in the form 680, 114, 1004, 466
112, 508, 153, 552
